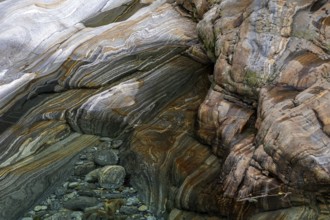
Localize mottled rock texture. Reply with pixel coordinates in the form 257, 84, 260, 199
0, 0, 329, 219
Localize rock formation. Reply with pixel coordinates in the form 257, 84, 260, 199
0, 0, 329, 219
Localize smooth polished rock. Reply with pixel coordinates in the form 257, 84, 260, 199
94, 150, 118, 166
85, 165, 126, 189
63, 196, 99, 211
99, 165, 126, 190
0, 0, 137, 117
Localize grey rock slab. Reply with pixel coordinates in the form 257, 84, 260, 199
74, 161, 96, 176
63, 196, 99, 211
103, 193, 126, 199
78, 190, 97, 197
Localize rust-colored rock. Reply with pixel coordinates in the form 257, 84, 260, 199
195, 0, 330, 218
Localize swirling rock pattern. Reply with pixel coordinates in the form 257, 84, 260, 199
195, 0, 330, 218
0, 1, 210, 219
0, 0, 330, 219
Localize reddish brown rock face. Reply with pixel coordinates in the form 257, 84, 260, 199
194, 0, 330, 218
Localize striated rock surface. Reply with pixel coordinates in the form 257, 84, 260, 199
0, 0, 330, 219
0, 1, 210, 219
195, 0, 330, 218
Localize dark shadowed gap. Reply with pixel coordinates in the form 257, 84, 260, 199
83, 0, 147, 27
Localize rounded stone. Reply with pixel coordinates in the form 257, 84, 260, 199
34, 205, 47, 212
70, 211, 84, 220
138, 205, 148, 212
111, 140, 123, 149
98, 165, 126, 189
68, 182, 79, 188
94, 150, 118, 166
126, 196, 140, 206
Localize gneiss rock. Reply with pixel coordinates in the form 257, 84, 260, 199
85, 165, 126, 189
99, 166, 126, 189
0, 2, 207, 219
94, 149, 118, 166
63, 196, 99, 211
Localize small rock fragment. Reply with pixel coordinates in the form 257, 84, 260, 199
127, 196, 140, 206
111, 140, 123, 149
68, 182, 79, 188
63, 192, 77, 201
21, 217, 33, 220
147, 216, 157, 220
99, 137, 112, 142
138, 205, 148, 212
34, 205, 47, 212
85, 169, 100, 183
